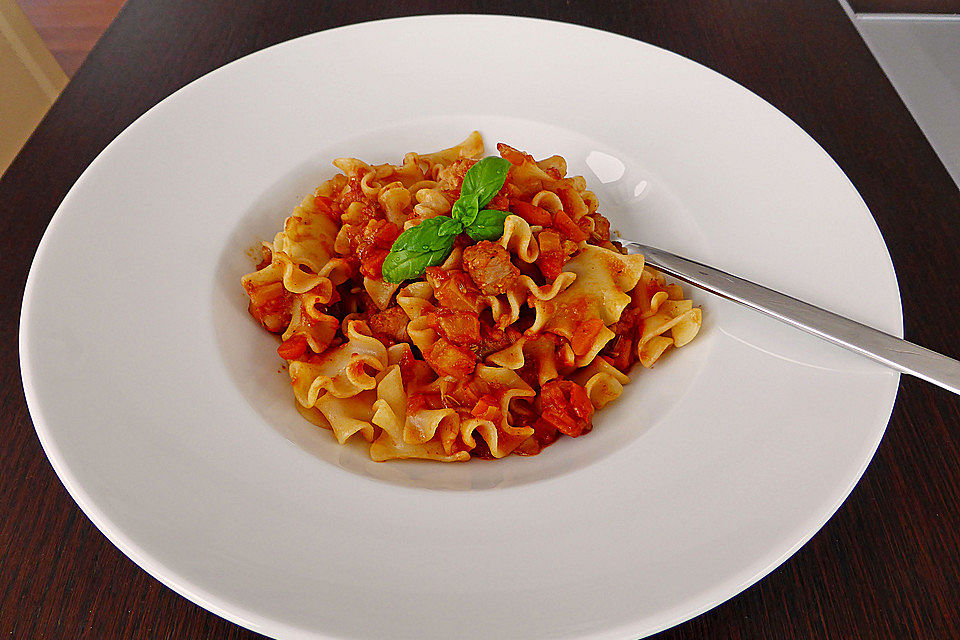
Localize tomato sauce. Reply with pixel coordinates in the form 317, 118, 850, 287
242, 137, 695, 462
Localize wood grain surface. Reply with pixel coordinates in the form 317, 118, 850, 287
15, 0, 126, 76
3, 1, 960, 638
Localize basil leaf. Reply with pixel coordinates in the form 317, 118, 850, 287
451, 192, 479, 227
461, 157, 511, 209
390, 216, 453, 252
437, 217, 463, 237
464, 209, 509, 241
382, 218, 457, 283
382, 233, 456, 283
380, 156, 511, 284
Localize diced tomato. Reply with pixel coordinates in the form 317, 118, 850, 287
424, 267, 483, 312
538, 252, 564, 281
362, 252, 388, 279
312, 195, 339, 220
510, 200, 552, 226
277, 335, 308, 360
553, 209, 588, 243
357, 220, 401, 279
497, 143, 535, 166
540, 409, 575, 435
487, 194, 510, 213
245, 281, 293, 333
433, 308, 481, 346
568, 383, 593, 421
536, 229, 565, 281
471, 394, 502, 423
538, 380, 594, 437
398, 350, 434, 386
372, 219, 401, 245
406, 393, 428, 415
538, 229, 561, 253
399, 349, 417, 379
448, 378, 482, 408
570, 317, 606, 357
533, 418, 560, 448
423, 337, 477, 378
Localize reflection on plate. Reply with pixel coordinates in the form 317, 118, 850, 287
20, 15, 901, 640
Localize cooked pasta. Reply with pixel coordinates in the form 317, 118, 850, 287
241, 132, 702, 461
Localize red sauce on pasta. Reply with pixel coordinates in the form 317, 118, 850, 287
241, 133, 701, 462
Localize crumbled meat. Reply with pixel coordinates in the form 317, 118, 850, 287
438, 158, 477, 201
462, 241, 521, 295
368, 306, 409, 344
474, 323, 521, 359
590, 213, 611, 243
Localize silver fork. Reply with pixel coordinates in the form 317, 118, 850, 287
622, 241, 960, 396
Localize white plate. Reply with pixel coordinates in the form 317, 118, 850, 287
19, 15, 902, 640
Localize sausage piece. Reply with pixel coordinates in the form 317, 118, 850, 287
462, 241, 521, 296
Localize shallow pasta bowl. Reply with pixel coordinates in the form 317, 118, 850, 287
19, 15, 901, 640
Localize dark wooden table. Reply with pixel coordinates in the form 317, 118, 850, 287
3, 1, 960, 638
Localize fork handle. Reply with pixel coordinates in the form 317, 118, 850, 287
625, 242, 960, 396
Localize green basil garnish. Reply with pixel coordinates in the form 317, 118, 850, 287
381, 155, 512, 283
437, 217, 463, 237
451, 192, 480, 227
464, 209, 509, 241
461, 156, 511, 209
382, 217, 457, 283
389, 217, 450, 252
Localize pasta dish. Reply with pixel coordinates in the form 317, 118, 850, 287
241, 133, 701, 461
